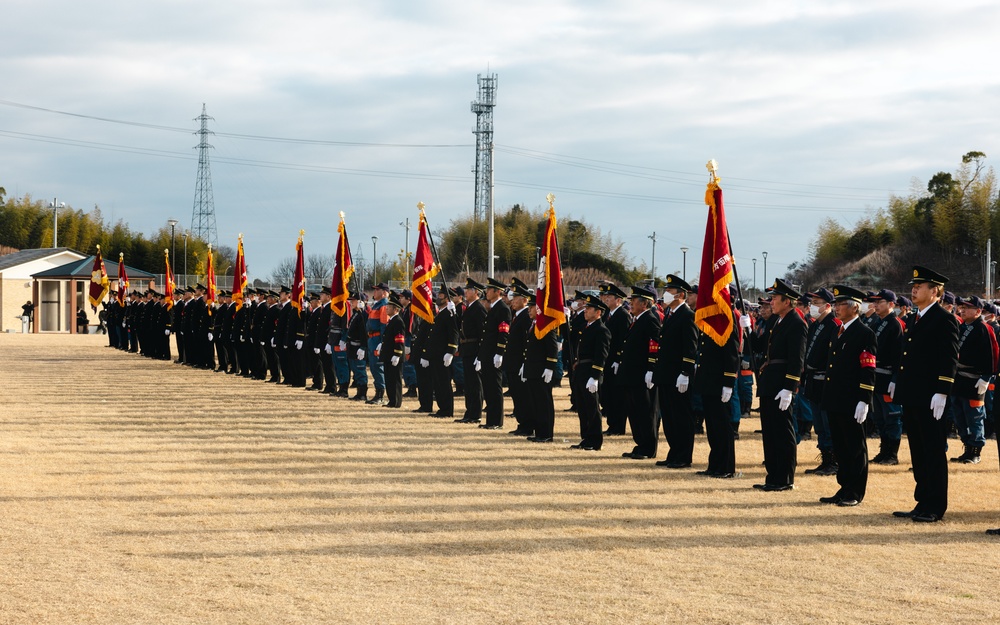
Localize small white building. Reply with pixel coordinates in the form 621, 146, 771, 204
0, 248, 87, 333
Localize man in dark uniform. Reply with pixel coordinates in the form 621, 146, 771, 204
754, 279, 808, 492
381, 293, 407, 408
948, 296, 996, 465
263, 290, 283, 383
286, 292, 309, 388
819, 285, 877, 507
617, 285, 662, 460
411, 307, 435, 413
449, 287, 467, 395
346, 291, 370, 401
477, 277, 512, 430
456, 279, 487, 424
571, 295, 611, 451
504, 284, 534, 436
653, 275, 699, 468
524, 297, 559, 443
214, 291, 231, 373
428, 289, 460, 418
600, 284, 631, 435
305, 292, 325, 390
868, 289, 905, 464
692, 297, 742, 479
801, 288, 842, 476
891, 266, 959, 523
567, 291, 590, 412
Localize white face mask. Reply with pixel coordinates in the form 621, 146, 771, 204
808, 305, 820, 319
860, 302, 870, 314
661, 291, 675, 306
570, 300, 580, 311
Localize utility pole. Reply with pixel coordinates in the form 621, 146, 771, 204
49, 198, 65, 248
680, 246, 689, 281
762, 251, 768, 289
400, 217, 412, 280
648, 232, 657, 280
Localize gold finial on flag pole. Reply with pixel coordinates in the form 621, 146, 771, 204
299, 229, 305, 238
417, 201, 425, 212
339, 211, 345, 221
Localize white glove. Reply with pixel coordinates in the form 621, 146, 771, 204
557, 342, 563, 353
775, 389, 793, 411
930, 393, 947, 420
271, 338, 276, 348
493, 354, 503, 369
612, 362, 620, 374
519, 365, 526, 382
357, 349, 365, 360
443, 353, 453, 367
122, 321, 126, 328
325, 343, 333, 355
391, 355, 400, 366
976, 378, 990, 396
164, 329, 171, 336
543, 369, 553, 384
474, 358, 482, 372
420, 358, 430, 368
240, 336, 245, 343
207, 332, 213, 342
405, 345, 411, 356
676, 373, 689, 394
586, 377, 599, 393
854, 401, 869, 424
295, 340, 303, 350
888, 381, 896, 401
338, 340, 347, 351
739, 315, 752, 329
259, 341, 265, 346
313, 347, 320, 354
446, 301, 456, 313
375, 342, 382, 355
644, 371, 654, 389
721, 387, 733, 403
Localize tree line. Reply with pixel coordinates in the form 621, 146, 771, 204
791, 152, 1000, 293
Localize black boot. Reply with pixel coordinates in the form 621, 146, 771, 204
366, 388, 385, 405
336, 383, 350, 397
350, 385, 368, 402
871, 438, 899, 465
961, 445, 983, 464
950, 444, 973, 463
805, 450, 838, 476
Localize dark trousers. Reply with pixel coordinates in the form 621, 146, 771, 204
601, 370, 628, 433
432, 361, 454, 416
574, 372, 603, 448
703, 393, 736, 474
215, 340, 228, 371
462, 355, 483, 420
287, 345, 305, 387
828, 410, 869, 502
265, 343, 281, 381
901, 403, 950, 517
507, 371, 530, 430
625, 384, 656, 456
759, 393, 797, 485
659, 385, 695, 464
321, 352, 336, 391
481, 361, 504, 426
256, 342, 269, 379
416, 362, 434, 411
528, 377, 555, 439
384, 361, 403, 407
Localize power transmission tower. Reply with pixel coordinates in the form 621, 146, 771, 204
470, 73, 497, 224
190, 103, 219, 247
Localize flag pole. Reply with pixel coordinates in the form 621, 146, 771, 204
418, 201, 450, 296
707, 159, 757, 373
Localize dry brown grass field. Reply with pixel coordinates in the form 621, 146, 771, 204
2, 333, 999, 624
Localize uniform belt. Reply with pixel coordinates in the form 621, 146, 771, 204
460, 338, 479, 344
368, 332, 381, 338
767, 358, 787, 365
577, 359, 593, 365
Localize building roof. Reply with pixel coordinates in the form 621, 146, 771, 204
32, 256, 156, 280
0, 248, 84, 272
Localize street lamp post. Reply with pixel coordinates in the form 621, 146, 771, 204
183, 231, 190, 288
752, 258, 757, 298
49, 198, 66, 248
372, 236, 379, 286
680, 247, 689, 281
167, 219, 179, 274
400, 218, 411, 280
762, 251, 768, 289
648, 232, 657, 281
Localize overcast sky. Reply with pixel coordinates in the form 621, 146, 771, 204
2, 0, 998, 286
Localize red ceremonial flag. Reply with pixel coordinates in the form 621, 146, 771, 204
291, 230, 306, 312
330, 213, 354, 318
233, 234, 248, 311
163, 249, 174, 311
411, 205, 440, 325
88, 245, 109, 311
535, 194, 566, 339
117, 252, 129, 306
206, 244, 217, 312
694, 176, 735, 346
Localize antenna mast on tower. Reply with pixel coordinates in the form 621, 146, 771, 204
190, 103, 218, 247
470, 73, 497, 276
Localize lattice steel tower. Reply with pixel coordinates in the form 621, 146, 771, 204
190, 103, 218, 247
470, 73, 497, 224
